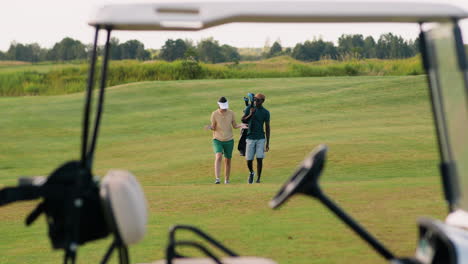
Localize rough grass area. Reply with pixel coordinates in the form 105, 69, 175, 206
0, 56, 423, 96
0, 76, 444, 264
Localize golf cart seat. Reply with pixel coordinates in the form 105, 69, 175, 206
147, 225, 277, 264
149, 256, 277, 264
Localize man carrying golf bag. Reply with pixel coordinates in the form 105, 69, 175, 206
238, 93, 254, 156
242, 93, 270, 184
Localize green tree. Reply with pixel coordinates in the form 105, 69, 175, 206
159, 39, 188, 61
120, 40, 144, 59
322, 41, 338, 59
338, 34, 365, 59
292, 39, 337, 61
7, 42, 29, 61
363, 36, 376, 58
268, 41, 283, 58
5, 42, 46, 62
47, 37, 87, 61
184, 46, 199, 61
137, 49, 151, 60
376, 33, 414, 59
292, 43, 308, 61
30, 43, 48, 62
197, 38, 224, 63
221, 44, 240, 62
110, 37, 122, 60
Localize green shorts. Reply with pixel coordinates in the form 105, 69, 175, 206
212, 139, 234, 159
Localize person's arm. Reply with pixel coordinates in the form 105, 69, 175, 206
204, 112, 217, 130
241, 106, 255, 123
232, 112, 248, 129
232, 112, 238, 128
210, 118, 217, 131
207, 123, 216, 130
235, 123, 248, 129
265, 120, 270, 152
236, 123, 248, 129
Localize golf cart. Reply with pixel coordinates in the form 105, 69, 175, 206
1, 1, 468, 264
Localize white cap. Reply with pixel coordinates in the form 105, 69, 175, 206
218, 101, 229, 109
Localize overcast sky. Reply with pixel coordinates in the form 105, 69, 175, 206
0, 0, 468, 51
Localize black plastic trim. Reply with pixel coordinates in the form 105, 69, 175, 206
87, 28, 112, 168
82, 27, 100, 169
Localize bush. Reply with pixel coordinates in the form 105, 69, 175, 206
180, 60, 202, 79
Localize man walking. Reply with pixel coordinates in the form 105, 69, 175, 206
206, 97, 247, 184
241, 93, 270, 184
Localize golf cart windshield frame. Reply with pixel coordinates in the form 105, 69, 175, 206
422, 21, 468, 212
85, 1, 468, 213
79, 4, 468, 263
88, 1, 468, 30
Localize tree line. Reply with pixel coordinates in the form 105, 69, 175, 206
0, 37, 152, 62
0, 33, 419, 63
268, 33, 419, 60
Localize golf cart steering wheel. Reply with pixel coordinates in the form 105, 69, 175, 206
269, 144, 400, 261
269, 144, 327, 209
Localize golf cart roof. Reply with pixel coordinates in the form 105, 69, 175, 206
88, 1, 468, 31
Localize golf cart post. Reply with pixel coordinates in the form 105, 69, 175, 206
1, 1, 468, 264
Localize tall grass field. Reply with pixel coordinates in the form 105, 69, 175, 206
0, 76, 445, 264
0, 56, 423, 96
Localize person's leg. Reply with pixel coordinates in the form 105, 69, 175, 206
247, 160, 254, 184
245, 139, 255, 184
256, 158, 263, 183
255, 139, 266, 183
247, 160, 254, 173
224, 158, 231, 183
215, 153, 223, 183
212, 139, 223, 184
223, 140, 234, 183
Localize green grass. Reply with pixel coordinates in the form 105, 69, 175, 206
0, 76, 445, 264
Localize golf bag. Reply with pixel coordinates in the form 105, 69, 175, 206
238, 93, 255, 156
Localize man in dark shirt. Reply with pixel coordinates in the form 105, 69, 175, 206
241, 93, 270, 184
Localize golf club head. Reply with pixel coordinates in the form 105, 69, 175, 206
269, 144, 328, 209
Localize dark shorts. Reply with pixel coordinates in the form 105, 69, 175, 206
212, 139, 234, 159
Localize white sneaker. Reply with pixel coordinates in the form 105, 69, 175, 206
224, 180, 230, 184
215, 178, 220, 184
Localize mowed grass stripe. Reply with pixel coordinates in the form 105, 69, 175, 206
0, 76, 443, 264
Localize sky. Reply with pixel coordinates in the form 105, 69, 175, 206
0, 0, 468, 51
